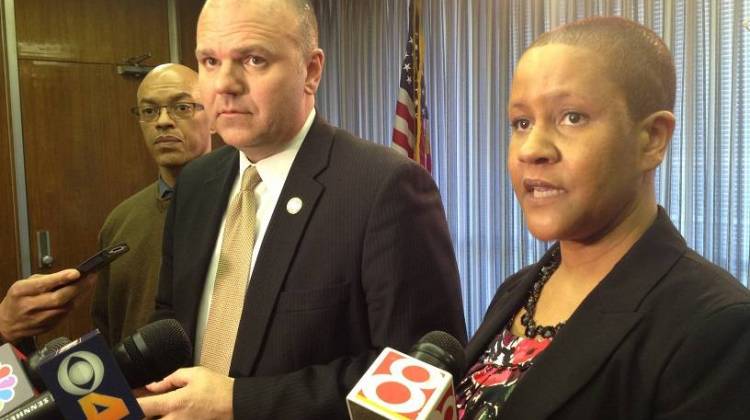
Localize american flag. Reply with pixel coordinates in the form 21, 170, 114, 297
391, 0, 431, 173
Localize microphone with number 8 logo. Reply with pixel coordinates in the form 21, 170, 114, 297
347, 331, 466, 420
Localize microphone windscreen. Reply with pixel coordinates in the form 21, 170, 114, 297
28, 337, 71, 372
39, 337, 72, 353
139, 319, 192, 363
26, 336, 72, 391
114, 319, 192, 388
409, 330, 466, 381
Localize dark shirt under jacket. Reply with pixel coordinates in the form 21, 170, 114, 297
465, 207, 750, 419
153, 116, 468, 419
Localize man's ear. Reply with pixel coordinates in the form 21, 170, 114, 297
637, 110, 675, 171
304, 48, 325, 95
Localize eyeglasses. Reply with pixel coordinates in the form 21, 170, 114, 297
130, 102, 205, 122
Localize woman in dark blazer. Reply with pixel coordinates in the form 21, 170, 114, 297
456, 16, 750, 420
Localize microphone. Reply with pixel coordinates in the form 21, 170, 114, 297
408, 331, 466, 384
0, 344, 37, 417
2, 319, 192, 420
347, 331, 466, 420
33, 330, 143, 419
26, 338, 72, 392
25, 319, 190, 420
112, 318, 192, 389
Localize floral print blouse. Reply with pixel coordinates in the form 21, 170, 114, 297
456, 327, 553, 419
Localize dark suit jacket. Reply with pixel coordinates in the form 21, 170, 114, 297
466, 208, 750, 419
153, 116, 467, 419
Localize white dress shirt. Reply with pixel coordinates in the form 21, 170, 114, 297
194, 109, 316, 362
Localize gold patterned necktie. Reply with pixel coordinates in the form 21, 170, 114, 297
200, 166, 262, 373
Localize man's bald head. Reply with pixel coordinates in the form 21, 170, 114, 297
137, 63, 200, 103
195, 0, 325, 162
200, 0, 318, 57
285, 0, 319, 55
529, 16, 675, 122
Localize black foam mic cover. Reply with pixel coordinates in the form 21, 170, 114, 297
112, 318, 192, 388
408, 331, 466, 384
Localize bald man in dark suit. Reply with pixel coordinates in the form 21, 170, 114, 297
138, 1, 467, 418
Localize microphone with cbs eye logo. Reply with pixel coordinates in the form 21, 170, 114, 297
1, 319, 191, 420
34, 331, 143, 420
56, 351, 106, 396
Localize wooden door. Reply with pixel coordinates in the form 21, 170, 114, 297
16, 0, 169, 344
179, 0, 203, 72
0, 3, 21, 291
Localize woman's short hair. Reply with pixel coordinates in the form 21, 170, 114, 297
530, 16, 676, 121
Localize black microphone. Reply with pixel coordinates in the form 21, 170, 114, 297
27, 319, 191, 391
347, 331, 466, 419
112, 318, 192, 389
409, 330, 466, 384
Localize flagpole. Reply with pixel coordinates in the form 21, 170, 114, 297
413, 0, 423, 167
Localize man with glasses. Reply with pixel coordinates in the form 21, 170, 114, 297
92, 63, 212, 345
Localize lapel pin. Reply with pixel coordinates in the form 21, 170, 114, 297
286, 197, 303, 215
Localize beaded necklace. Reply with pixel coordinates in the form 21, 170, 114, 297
520, 249, 564, 339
